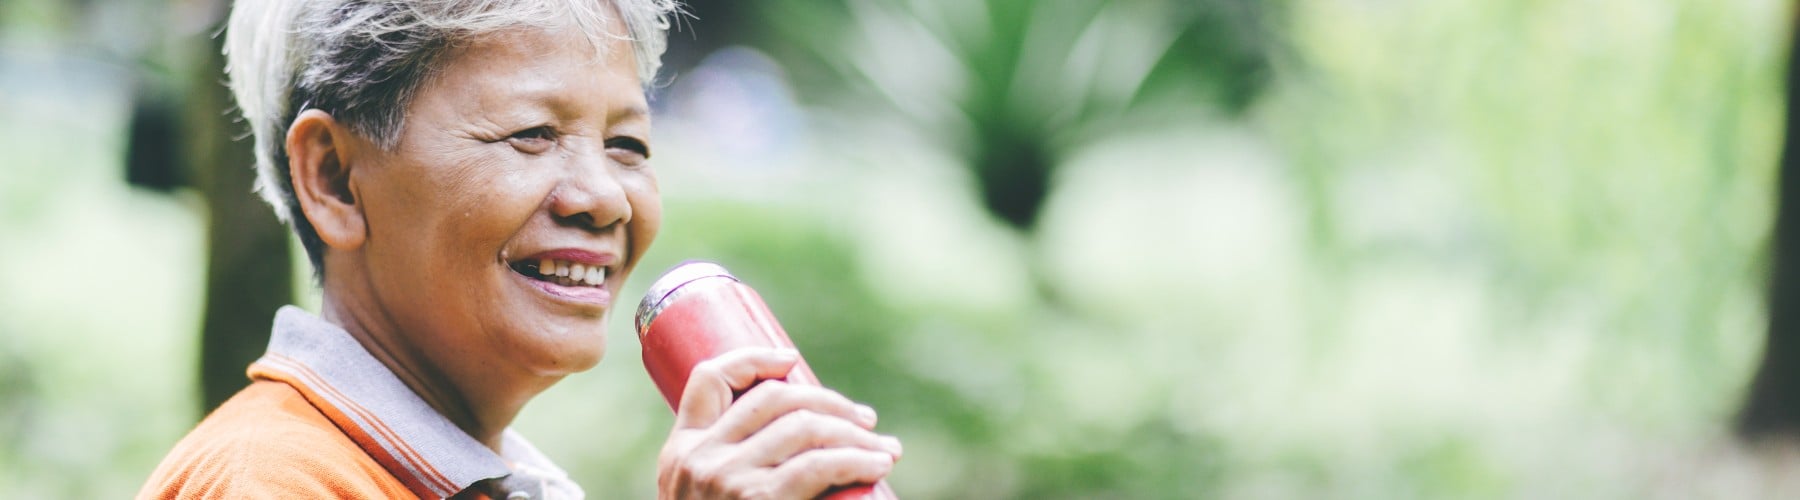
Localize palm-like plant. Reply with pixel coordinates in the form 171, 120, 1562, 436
752, 0, 1279, 231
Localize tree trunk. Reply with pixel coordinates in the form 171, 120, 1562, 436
186, 14, 294, 413
1738, 14, 1800, 439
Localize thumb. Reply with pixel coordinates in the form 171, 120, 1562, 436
674, 347, 800, 429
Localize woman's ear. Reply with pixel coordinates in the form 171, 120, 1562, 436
286, 109, 368, 251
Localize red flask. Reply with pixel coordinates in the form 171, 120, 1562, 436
636, 261, 898, 500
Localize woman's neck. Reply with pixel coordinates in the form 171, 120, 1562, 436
318, 282, 539, 452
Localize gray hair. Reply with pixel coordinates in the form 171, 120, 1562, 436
223, 0, 680, 271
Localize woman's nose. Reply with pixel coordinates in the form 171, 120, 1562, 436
548, 149, 631, 231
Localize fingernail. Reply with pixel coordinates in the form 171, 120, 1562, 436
855, 404, 878, 425
774, 349, 800, 361
881, 436, 903, 456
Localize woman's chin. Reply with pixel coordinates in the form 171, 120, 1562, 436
482, 280, 612, 374
515, 332, 606, 376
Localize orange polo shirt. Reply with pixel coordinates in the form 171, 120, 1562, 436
140, 306, 581, 499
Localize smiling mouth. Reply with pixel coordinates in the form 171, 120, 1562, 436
510, 258, 609, 288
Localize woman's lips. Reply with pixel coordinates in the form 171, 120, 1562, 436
509, 248, 619, 308
522, 248, 618, 266
518, 272, 613, 308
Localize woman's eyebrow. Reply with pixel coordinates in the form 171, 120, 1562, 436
498, 85, 646, 127
609, 104, 650, 125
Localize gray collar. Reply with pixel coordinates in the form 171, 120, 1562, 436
250, 306, 583, 499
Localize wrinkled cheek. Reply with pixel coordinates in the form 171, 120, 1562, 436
449, 169, 548, 250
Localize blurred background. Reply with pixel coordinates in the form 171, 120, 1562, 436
3, 0, 1798, 497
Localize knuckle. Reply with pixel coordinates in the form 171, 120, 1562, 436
802, 386, 859, 413
658, 434, 702, 471
786, 449, 831, 469
787, 382, 833, 400
688, 457, 728, 492
685, 367, 724, 392
804, 409, 861, 433
691, 357, 730, 378
807, 427, 861, 452
782, 409, 836, 435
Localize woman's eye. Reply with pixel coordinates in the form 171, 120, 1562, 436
606, 136, 651, 165
506, 126, 556, 153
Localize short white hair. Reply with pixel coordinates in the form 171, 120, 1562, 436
223, 0, 680, 270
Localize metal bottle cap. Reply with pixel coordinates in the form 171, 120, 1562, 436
635, 261, 740, 337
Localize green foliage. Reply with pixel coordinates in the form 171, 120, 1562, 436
748, 0, 1279, 229
3, 0, 1796, 498
1266, 0, 1781, 418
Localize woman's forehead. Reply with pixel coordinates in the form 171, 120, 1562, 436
455, 22, 639, 74
418, 27, 648, 122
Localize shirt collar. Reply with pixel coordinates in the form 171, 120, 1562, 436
248, 306, 582, 499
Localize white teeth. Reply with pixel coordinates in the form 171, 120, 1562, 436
530, 258, 608, 287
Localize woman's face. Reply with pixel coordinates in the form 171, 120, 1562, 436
352, 26, 660, 378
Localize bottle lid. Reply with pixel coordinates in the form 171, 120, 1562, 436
635, 260, 740, 337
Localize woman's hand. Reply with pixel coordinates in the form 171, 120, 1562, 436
656, 348, 902, 499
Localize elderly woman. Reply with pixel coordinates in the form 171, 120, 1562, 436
140, 0, 901, 498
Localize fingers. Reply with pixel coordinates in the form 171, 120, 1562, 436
767, 448, 896, 499
732, 409, 903, 467
711, 380, 876, 443
675, 348, 800, 430
665, 347, 901, 499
